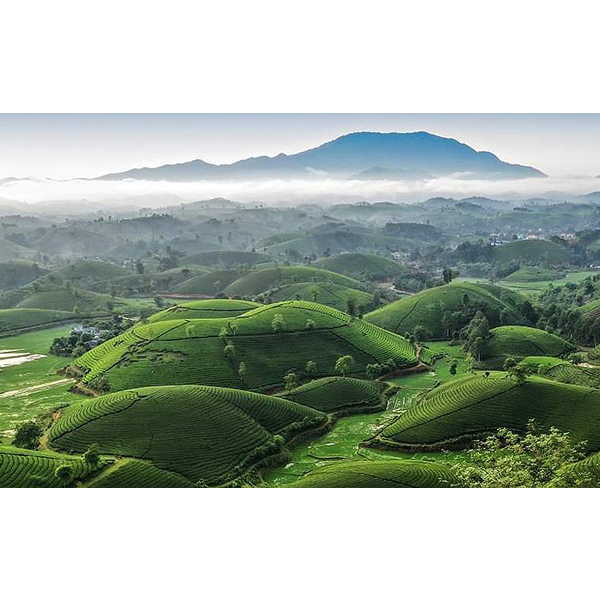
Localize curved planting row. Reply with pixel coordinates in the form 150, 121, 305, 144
376, 373, 600, 450
148, 299, 260, 323
0, 446, 107, 488
289, 459, 456, 488
49, 385, 326, 485
279, 377, 383, 412
87, 459, 197, 488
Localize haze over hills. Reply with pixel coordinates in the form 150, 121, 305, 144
95, 132, 547, 182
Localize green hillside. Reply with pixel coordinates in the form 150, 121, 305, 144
0, 261, 48, 291
278, 377, 384, 412
73, 301, 420, 393
36, 260, 129, 292
183, 250, 270, 268
372, 372, 600, 451
0, 308, 77, 333
314, 253, 408, 281
503, 266, 564, 282
0, 237, 37, 261
260, 281, 373, 312
223, 266, 365, 297
49, 385, 326, 485
482, 326, 574, 368
0, 446, 108, 488
288, 459, 456, 488
170, 269, 241, 294
364, 282, 523, 339
520, 356, 600, 389
148, 299, 260, 322
492, 239, 572, 264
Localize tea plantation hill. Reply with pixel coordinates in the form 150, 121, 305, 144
48, 384, 327, 486
313, 253, 409, 281
519, 356, 600, 389
182, 250, 270, 268
502, 266, 564, 283
223, 266, 365, 297
148, 299, 260, 322
72, 301, 422, 393
0, 308, 78, 334
278, 376, 384, 413
0, 446, 109, 488
31, 260, 129, 292
364, 282, 524, 339
492, 239, 572, 265
258, 281, 373, 313
480, 326, 575, 369
170, 269, 243, 295
0, 261, 48, 291
289, 459, 457, 488
370, 372, 600, 452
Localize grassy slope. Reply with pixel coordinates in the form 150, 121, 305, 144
0, 261, 48, 290
49, 384, 325, 485
170, 269, 241, 294
364, 282, 522, 339
503, 266, 564, 282
375, 372, 600, 450
492, 239, 571, 264
263, 281, 372, 312
148, 299, 260, 322
223, 266, 365, 297
314, 253, 408, 280
0, 308, 76, 333
182, 250, 270, 267
74, 301, 420, 392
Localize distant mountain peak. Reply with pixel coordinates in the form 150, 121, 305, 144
95, 131, 547, 182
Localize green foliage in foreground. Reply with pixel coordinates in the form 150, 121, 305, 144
375, 372, 600, 451
289, 459, 456, 488
49, 384, 326, 485
448, 421, 597, 487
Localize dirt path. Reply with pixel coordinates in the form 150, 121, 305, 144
0, 378, 74, 400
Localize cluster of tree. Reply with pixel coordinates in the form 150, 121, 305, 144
448, 421, 597, 488
462, 311, 491, 361
50, 316, 131, 358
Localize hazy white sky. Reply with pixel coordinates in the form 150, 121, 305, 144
0, 114, 599, 180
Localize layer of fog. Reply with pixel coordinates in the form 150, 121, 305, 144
1, 174, 600, 211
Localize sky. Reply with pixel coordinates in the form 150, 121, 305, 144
1, 114, 600, 180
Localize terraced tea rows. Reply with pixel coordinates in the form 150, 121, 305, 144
0, 446, 108, 488
279, 377, 383, 412
148, 299, 260, 322
49, 385, 326, 485
374, 372, 600, 450
73, 301, 420, 392
289, 459, 456, 488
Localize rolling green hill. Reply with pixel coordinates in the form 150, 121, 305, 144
520, 356, 600, 388
170, 269, 241, 294
482, 326, 574, 368
36, 260, 129, 292
364, 282, 523, 339
148, 299, 260, 322
502, 266, 564, 282
278, 377, 384, 412
183, 250, 270, 268
49, 385, 326, 485
372, 372, 600, 451
223, 266, 365, 297
73, 301, 420, 393
0, 261, 48, 291
260, 281, 373, 312
86, 459, 198, 488
0, 307, 77, 333
288, 459, 456, 488
492, 239, 572, 264
0, 237, 37, 261
314, 253, 408, 281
